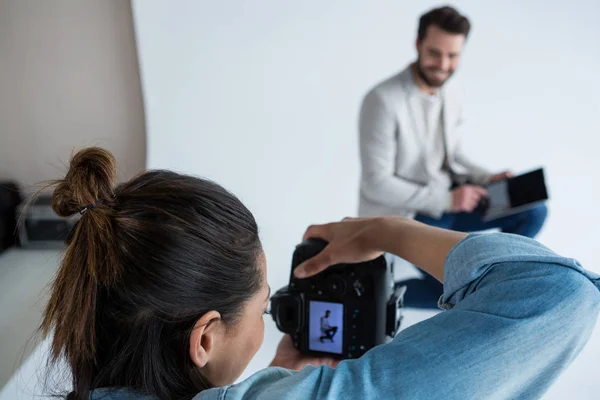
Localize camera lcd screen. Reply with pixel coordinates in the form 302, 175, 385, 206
308, 300, 344, 355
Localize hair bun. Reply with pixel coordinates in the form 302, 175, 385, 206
52, 147, 117, 217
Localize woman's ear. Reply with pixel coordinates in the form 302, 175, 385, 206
189, 311, 222, 368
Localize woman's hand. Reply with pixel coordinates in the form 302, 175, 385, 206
294, 217, 385, 278
269, 335, 340, 371
294, 216, 466, 283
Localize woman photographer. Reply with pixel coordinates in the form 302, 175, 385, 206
42, 148, 599, 400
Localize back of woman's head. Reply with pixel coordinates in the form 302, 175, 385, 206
41, 147, 262, 400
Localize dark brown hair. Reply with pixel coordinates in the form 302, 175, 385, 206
39, 147, 263, 400
418, 6, 471, 41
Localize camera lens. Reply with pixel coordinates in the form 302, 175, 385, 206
327, 275, 347, 296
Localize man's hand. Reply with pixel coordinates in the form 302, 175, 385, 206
451, 185, 488, 213
269, 335, 340, 371
489, 170, 513, 183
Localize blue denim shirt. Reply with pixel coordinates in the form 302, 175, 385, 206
91, 233, 600, 400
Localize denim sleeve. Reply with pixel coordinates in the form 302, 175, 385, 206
197, 233, 600, 400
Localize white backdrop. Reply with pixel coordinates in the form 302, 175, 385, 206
132, 0, 600, 398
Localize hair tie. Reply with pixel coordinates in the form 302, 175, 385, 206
79, 200, 104, 215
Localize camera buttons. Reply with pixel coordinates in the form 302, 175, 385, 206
353, 280, 365, 297
327, 275, 347, 296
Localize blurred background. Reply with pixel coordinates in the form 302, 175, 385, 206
0, 0, 598, 398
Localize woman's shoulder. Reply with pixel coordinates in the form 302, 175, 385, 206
87, 368, 299, 400
89, 387, 158, 400
194, 367, 305, 400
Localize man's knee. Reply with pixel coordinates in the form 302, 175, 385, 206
528, 204, 548, 225
518, 204, 548, 238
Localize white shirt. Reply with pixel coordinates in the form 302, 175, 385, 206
414, 89, 452, 192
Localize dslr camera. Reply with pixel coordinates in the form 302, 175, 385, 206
270, 239, 406, 359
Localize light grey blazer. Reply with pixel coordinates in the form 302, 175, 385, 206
358, 67, 492, 219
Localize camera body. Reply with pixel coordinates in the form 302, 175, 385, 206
270, 239, 405, 359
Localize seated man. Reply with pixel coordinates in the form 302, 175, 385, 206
319, 310, 338, 342
358, 6, 547, 308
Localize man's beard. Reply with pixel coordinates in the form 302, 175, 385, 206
415, 56, 454, 88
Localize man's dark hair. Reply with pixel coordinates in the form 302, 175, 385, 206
418, 6, 471, 41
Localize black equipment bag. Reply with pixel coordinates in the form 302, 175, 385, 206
0, 182, 22, 252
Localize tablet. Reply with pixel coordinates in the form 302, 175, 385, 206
481, 168, 548, 222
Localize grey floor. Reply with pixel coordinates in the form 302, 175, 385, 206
0, 248, 60, 389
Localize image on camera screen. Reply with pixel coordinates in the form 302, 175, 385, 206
308, 300, 344, 354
